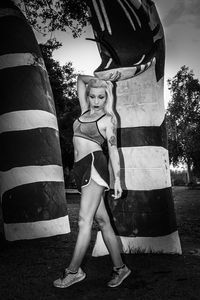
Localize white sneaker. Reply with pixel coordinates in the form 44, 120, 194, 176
53, 267, 86, 288
107, 265, 131, 288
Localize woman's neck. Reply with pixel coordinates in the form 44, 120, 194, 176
89, 108, 105, 115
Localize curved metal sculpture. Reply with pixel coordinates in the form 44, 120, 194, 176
86, 0, 182, 255
0, 0, 70, 240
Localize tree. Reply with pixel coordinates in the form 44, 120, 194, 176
15, 0, 89, 37
166, 66, 200, 182
40, 40, 81, 173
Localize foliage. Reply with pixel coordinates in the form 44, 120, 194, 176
166, 66, 200, 178
16, 0, 89, 37
40, 40, 81, 171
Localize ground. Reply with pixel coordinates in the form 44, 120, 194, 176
0, 187, 200, 300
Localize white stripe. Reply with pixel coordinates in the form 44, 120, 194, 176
122, 167, 171, 190
99, 0, 112, 34
130, 0, 142, 10
4, 215, 70, 241
105, 58, 113, 69
134, 60, 152, 76
92, 230, 182, 256
140, 64, 145, 72
0, 110, 58, 134
121, 147, 170, 169
0, 53, 46, 71
147, 61, 151, 68
0, 165, 64, 197
116, 61, 165, 127
124, 0, 141, 27
135, 54, 145, 65
109, 147, 171, 191
117, 0, 136, 31
92, 0, 105, 31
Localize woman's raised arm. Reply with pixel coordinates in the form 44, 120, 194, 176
77, 74, 95, 113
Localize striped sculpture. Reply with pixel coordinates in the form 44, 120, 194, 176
86, 0, 182, 255
0, 1, 70, 240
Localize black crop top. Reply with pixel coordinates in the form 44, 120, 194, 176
73, 110, 106, 146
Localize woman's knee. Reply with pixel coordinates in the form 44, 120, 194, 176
78, 214, 93, 230
95, 214, 110, 230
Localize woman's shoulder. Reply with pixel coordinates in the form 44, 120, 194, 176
100, 114, 116, 127
100, 113, 111, 122
81, 106, 90, 115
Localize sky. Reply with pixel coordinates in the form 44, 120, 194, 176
36, 0, 200, 108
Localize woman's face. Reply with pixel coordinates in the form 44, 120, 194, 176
88, 87, 107, 111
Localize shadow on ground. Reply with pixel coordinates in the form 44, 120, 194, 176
0, 187, 200, 300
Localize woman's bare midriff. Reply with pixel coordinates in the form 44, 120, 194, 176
73, 136, 102, 162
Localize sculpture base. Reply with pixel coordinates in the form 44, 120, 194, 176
92, 231, 182, 256
4, 215, 70, 241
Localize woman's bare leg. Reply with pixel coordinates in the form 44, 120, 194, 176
68, 180, 104, 272
95, 196, 123, 268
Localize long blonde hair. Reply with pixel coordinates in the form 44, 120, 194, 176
85, 78, 117, 126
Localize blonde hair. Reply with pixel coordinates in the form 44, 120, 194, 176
86, 78, 117, 126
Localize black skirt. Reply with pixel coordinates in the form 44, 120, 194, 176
72, 150, 110, 193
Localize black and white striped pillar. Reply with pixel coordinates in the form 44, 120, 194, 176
86, 0, 182, 255
0, 1, 70, 240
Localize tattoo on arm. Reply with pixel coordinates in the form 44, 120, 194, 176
113, 124, 117, 135
108, 123, 117, 147
108, 135, 117, 146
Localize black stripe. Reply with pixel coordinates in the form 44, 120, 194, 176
0, 66, 56, 116
92, 0, 107, 32
135, 65, 141, 75
2, 182, 67, 223
0, 128, 62, 171
96, 0, 109, 33
155, 38, 165, 82
152, 24, 160, 37
117, 120, 168, 148
133, 1, 150, 24
105, 187, 177, 237
0, 8, 41, 56
121, 0, 141, 30
134, 61, 152, 77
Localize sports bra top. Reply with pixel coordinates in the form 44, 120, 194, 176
73, 110, 106, 146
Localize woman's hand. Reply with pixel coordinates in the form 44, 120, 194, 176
103, 70, 121, 82
112, 178, 122, 199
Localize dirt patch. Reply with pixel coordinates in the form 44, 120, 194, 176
0, 187, 200, 300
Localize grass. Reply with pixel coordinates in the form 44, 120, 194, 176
0, 187, 200, 300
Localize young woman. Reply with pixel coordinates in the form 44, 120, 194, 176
53, 74, 131, 288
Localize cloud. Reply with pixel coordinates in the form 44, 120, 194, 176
163, 0, 186, 27
163, 0, 200, 28
185, 0, 200, 28
185, 0, 200, 14
192, 38, 200, 43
